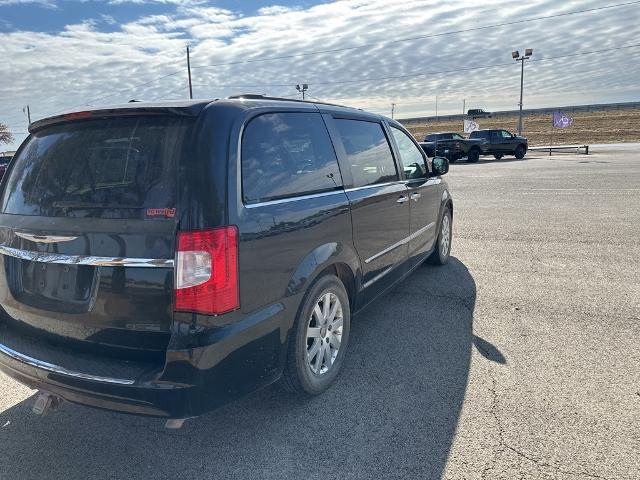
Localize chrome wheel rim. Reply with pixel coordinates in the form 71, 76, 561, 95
440, 214, 451, 257
306, 292, 343, 375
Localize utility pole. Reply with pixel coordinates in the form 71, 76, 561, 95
391, 103, 396, 119
296, 84, 308, 100
186, 45, 193, 100
24, 105, 31, 124
435, 96, 439, 119
512, 48, 533, 135
462, 99, 466, 115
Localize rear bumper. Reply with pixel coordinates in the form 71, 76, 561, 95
0, 300, 293, 418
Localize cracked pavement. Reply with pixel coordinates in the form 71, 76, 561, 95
1, 146, 639, 479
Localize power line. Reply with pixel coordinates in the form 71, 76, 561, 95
189, 1, 640, 70
45, 69, 184, 116
10, 0, 640, 118
189, 43, 640, 91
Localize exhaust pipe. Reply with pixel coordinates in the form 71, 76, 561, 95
164, 418, 187, 429
32, 391, 63, 416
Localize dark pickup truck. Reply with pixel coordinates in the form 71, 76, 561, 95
468, 129, 528, 161
467, 109, 492, 119
419, 132, 483, 163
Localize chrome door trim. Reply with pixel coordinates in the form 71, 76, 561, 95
244, 189, 345, 209
362, 265, 394, 289
344, 181, 400, 193
14, 232, 78, 244
0, 343, 135, 385
364, 221, 435, 264
0, 245, 174, 268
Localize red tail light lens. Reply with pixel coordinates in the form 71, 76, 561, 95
175, 227, 239, 315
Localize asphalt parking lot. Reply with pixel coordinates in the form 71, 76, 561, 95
1, 145, 638, 479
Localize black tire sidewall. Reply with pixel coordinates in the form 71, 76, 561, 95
468, 150, 479, 162
428, 208, 452, 265
515, 145, 526, 159
291, 275, 351, 394
438, 209, 452, 263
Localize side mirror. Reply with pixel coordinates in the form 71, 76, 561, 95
431, 156, 449, 176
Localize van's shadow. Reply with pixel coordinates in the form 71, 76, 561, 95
0, 257, 502, 479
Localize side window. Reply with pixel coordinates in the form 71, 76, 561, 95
242, 112, 342, 203
333, 119, 398, 188
390, 126, 427, 180
490, 131, 501, 141
501, 130, 512, 138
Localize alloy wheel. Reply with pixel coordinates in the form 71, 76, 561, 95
306, 292, 343, 375
440, 214, 451, 258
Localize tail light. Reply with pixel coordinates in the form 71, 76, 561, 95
174, 227, 239, 315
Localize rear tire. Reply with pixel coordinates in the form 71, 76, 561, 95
515, 145, 526, 159
428, 209, 452, 265
280, 274, 351, 395
467, 149, 480, 163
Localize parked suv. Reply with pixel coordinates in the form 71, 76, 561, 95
0, 96, 453, 423
467, 129, 528, 161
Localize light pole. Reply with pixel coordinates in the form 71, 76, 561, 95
391, 103, 396, 119
186, 45, 193, 100
512, 48, 533, 136
296, 84, 308, 100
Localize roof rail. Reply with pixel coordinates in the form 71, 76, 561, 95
226, 93, 360, 111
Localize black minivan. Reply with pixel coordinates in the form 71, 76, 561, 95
0, 96, 453, 423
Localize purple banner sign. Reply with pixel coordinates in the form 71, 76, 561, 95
553, 111, 573, 128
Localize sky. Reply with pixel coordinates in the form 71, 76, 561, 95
1, 0, 640, 150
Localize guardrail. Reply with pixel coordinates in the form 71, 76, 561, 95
529, 145, 589, 155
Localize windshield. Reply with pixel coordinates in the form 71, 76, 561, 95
452, 133, 464, 140
1, 116, 190, 219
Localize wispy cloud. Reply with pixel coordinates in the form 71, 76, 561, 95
1, 0, 640, 150
0, 0, 56, 8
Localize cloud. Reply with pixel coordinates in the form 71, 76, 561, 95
1, 0, 640, 150
257, 5, 297, 16
0, 0, 56, 8
107, 0, 207, 5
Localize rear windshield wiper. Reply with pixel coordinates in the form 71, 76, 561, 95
52, 201, 145, 209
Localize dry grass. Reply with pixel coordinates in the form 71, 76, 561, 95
402, 108, 640, 146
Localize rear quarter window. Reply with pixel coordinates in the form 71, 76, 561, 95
241, 112, 342, 204
1, 116, 190, 219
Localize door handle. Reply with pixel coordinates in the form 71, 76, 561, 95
396, 196, 409, 204
410, 192, 421, 202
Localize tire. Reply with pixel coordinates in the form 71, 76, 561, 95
467, 148, 480, 163
493, 153, 504, 160
280, 274, 351, 395
514, 145, 526, 159
428, 208, 452, 265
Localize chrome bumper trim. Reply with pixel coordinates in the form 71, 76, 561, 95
0, 245, 174, 268
0, 342, 135, 385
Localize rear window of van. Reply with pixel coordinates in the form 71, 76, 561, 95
1, 116, 190, 219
